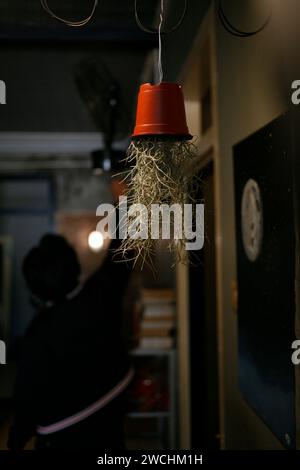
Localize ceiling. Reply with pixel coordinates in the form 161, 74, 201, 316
0, 0, 160, 43
0, 1, 202, 140
0, 1, 164, 137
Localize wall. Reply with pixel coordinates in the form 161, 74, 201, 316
170, 0, 291, 450
163, 0, 211, 83
214, 0, 286, 449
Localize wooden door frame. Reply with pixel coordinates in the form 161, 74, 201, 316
177, 4, 224, 449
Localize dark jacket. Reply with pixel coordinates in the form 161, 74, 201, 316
8, 239, 132, 449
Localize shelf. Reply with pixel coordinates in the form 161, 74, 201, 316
130, 348, 175, 357
126, 411, 170, 419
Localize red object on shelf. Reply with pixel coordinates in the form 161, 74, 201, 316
132, 82, 192, 139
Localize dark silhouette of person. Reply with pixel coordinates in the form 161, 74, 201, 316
8, 221, 133, 449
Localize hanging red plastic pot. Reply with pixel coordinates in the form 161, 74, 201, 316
119, 81, 196, 264
132, 82, 192, 140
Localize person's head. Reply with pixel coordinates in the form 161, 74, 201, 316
23, 234, 81, 303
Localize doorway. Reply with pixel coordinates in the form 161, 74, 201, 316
189, 161, 220, 449
0, 175, 55, 349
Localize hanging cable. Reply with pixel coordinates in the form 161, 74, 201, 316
40, 0, 98, 27
158, 0, 164, 84
218, 0, 272, 38
135, 0, 188, 83
135, 0, 187, 35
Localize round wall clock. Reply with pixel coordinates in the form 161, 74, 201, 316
241, 178, 263, 262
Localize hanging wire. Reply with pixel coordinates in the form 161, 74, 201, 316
158, 0, 164, 84
218, 0, 272, 37
40, 0, 98, 27
135, 0, 188, 83
135, 0, 187, 35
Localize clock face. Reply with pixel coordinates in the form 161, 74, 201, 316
241, 179, 263, 262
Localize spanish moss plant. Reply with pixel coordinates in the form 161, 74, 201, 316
116, 137, 199, 268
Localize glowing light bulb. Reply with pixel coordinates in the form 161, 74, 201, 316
88, 231, 104, 252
